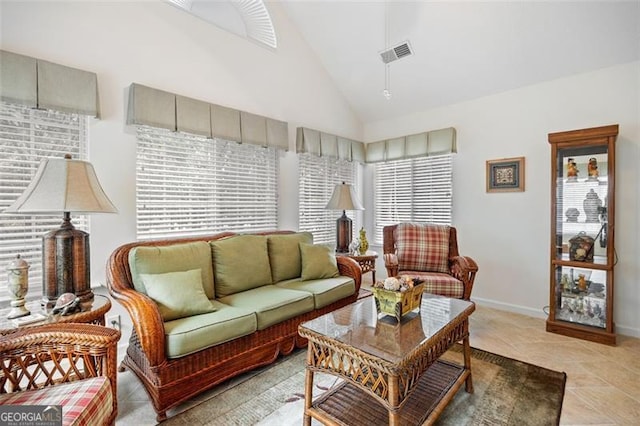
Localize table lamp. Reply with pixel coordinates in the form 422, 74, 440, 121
325, 182, 364, 253
4, 154, 117, 308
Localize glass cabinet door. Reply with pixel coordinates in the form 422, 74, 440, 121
553, 265, 607, 328
553, 146, 609, 265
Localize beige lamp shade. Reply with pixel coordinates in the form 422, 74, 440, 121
325, 182, 364, 211
5, 155, 117, 214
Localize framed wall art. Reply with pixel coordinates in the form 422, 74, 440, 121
486, 157, 525, 192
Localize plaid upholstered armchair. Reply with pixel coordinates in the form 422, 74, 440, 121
383, 223, 478, 300
0, 323, 120, 425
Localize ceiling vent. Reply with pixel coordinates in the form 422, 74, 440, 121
379, 41, 413, 64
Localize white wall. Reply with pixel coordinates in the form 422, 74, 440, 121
364, 61, 640, 337
2, 2, 638, 338
0, 1, 362, 286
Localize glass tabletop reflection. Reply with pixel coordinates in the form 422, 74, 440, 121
300, 293, 474, 364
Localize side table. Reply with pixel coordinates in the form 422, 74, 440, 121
0, 294, 111, 335
338, 250, 378, 283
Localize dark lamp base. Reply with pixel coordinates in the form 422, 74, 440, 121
41, 212, 93, 308
335, 211, 352, 253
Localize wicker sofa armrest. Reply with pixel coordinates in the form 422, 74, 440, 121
450, 255, 479, 300
107, 273, 167, 368
337, 256, 362, 292
0, 323, 120, 419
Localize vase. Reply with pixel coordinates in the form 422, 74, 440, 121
358, 228, 368, 255
583, 189, 602, 223
6, 254, 30, 319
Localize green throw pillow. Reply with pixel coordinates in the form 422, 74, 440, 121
299, 242, 340, 280
139, 268, 216, 321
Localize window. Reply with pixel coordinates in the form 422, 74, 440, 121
136, 126, 278, 240
374, 154, 452, 245
0, 101, 88, 298
298, 153, 362, 245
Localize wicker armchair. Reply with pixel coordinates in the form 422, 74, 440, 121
383, 223, 478, 300
0, 323, 120, 426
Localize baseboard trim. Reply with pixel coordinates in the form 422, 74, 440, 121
472, 297, 640, 339
472, 296, 547, 319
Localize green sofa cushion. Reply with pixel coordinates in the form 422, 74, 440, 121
218, 286, 314, 330
210, 235, 272, 297
139, 268, 216, 321
163, 300, 257, 358
267, 232, 313, 283
276, 277, 355, 309
129, 241, 215, 299
299, 243, 340, 281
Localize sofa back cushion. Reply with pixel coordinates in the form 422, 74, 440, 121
267, 232, 313, 283
299, 243, 340, 280
395, 223, 450, 274
210, 235, 272, 297
129, 241, 215, 298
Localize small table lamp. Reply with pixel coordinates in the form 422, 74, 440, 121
325, 182, 364, 253
4, 154, 117, 308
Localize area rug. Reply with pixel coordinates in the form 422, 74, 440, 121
164, 346, 566, 426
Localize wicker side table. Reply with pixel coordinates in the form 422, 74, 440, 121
338, 250, 378, 282
0, 294, 111, 335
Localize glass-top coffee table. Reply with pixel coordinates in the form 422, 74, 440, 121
298, 293, 475, 425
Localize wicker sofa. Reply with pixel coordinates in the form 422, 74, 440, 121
107, 230, 361, 422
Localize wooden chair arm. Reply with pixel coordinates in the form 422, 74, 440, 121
450, 255, 479, 300
337, 256, 362, 293
384, 253, 399, 278
0, 323, 120, 415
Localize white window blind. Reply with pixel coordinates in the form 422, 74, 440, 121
136, 126, 278, 240
298, 153, 361, 245
0, 101, 88, 298
374, 154, 452, 245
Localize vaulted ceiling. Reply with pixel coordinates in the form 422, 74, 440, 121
281, 1, 640, 123
169, 1, 640, 124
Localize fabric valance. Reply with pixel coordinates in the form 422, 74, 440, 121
295, 127, 366, 163
365, 127, 457, 163
0, 50, 100, 117
126, 83, 288, 150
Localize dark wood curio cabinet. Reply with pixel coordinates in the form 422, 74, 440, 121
546, 124, 618, 345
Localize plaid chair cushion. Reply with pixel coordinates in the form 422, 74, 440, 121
0, 376, 113, 426
400, 270, 464, 299
395, 223, 450, 274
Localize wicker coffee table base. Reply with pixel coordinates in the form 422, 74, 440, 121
311, 360, 466, 425
301, 307, 474, 425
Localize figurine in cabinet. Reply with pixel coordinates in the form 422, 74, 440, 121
566, 158, 579, 181
565, 207, 580, 222
587, 157, 599, 181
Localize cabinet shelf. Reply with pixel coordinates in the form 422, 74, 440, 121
551, 259, 610, 269
547, 124, 617, 345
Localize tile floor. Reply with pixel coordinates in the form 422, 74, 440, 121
115, 299, 640, 425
